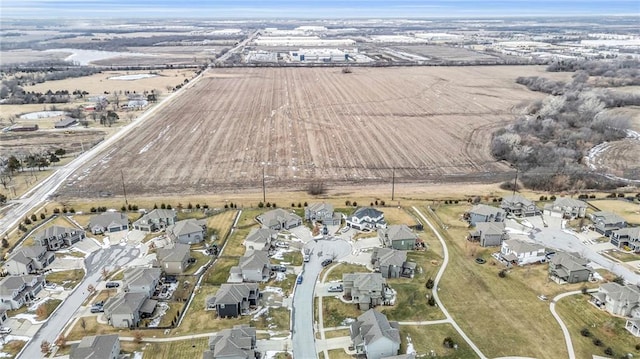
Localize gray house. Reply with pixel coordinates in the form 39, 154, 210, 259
133, 209, 177, 232
350, 309, 401, 359
611, 227, 640, 251
256, 209, 302, 230
203, 325, 257, 359
34, 225, 85, 251
548, 252, 592, 284
89, 212, 129, 235
466, 204, 505, 226
3, 246, 55, 275
378, 224, 418, 250
501, 195, 539, 217
371, 248, 415, 279
305, 203, 341, 225
70, 334, 120, 359
468, 222, 507, 247
343, 273, 394, 310
166, 218, 207, 244
229, 250, 270, 283
208, 283, 260, 318
543, 197, 588, 219
244, 228, 277, 251
123, 267, 162, 297
104, 292, 156, 328
157, 243, 191, 275
0, 275, 44, 310
592, 282, 640, 317
591, 211, 627, 236
347, 207, 386, 230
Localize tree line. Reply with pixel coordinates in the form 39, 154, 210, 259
492, 59, 636, 191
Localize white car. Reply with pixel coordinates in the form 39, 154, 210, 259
0, 327, 11, 335
44, 283, 57, 290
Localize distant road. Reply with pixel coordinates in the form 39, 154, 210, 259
0, 69, 208, 238
215, 30, 258, 64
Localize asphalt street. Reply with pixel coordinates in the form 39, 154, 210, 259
18, 245, 139, 359
292, 237, 351, 359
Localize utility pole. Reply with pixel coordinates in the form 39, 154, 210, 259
391, 168, 395, 201
262, 166, 266, 203
121, 169, 128, 206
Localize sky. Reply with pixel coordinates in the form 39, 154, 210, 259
1, 0, 639, 19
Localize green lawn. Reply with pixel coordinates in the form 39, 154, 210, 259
400, 324, 477, 358
202, 257, 239, 285
322, 297, 362, 328
555, 293, 640, 358
38, 299, 62, 320
46, 269, 84, 289
141, 338, 209, 359
420, 205, 569, 359
280, 251, 303, 266
253, 307, 290, 333
326, 263, 369, 282
184, 250, 211, 275
603, 249, 640, 263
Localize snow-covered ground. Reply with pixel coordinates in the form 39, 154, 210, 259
43, 48, 154, 66
108, 74, 158, 81
19, 111, 67, 120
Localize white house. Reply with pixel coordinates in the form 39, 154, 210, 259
500, 239, 546, 266
347, 207, 386, 230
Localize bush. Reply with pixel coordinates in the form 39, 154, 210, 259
352, 201, 357, 207
380, 200, 386, 206
53, 208, 60, 214
443, 337, 455, 349
31, 214, 37, 222
266, 202, 271, 208
604, 347, 613, 355
498, 269, 507, 278
307, 181, 326, 195
166, 204, 172, 210
24, 217, 32, 225
160, 203, 166, 209
425, 278, 434, 289
69, 208, 75, 213
303, 202, 308, 207
580, 327, 591, 337
428, 295, 436, 306
500, 181, 519, 191
345, 200, 351, 206
40, 213, 46, 220
593, 338, 603, 346
121, 206, 127, 212
258, 202, 264, 208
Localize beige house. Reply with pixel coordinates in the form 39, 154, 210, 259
157, 243, 191, 274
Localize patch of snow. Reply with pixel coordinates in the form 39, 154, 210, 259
148, 302, 169, 327
252, 307, 269, 320
263, 351, 292, 359
14, 313, 44, 325
274, 272, 286, 282
44, 48, 154, 66
19, 111, 67, 120
263, 286, 285, 295
133, 352, 143, 359
340, 318, 355, 326
28, 297, 52, 311
406, 335, 416, 355
108, 74, 157, 80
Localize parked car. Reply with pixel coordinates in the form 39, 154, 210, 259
296, 275, 303, 284
303, 254, 310, 262
321, 259, 333, 267
272, 265, 287, 272
44, 283, 57, 290
0, 327, 11, 335
340, 226, 350, 233
328, 284, 343, 293
90, 306, 104, 313
105, 282, 120, 288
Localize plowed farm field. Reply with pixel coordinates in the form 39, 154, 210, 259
61, 66, 557, 197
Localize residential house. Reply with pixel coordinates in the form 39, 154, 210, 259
34, 225, 85, 251
500, 195, 540, 217
54, 117, 78, 129
611, 227, 640, 252
166, 219, 207, 244
543, 197, 588, 219
626, 319, 640, 337
468, 222, 507, 247
229, 250, 270, 283
371, 248, 415, 279
591, 211, 627, 236
133, 209, 177, 232
156, 243, 191, 275
378, 224, 418, 250
123, 267, 161, 297
104, 292, 156, 328
70, 334, 120, 359
500, 239, 546, 266
465, 204, 505, 226
0, 309, 7, 326
0, 275, 44, 310
256, 209, 302, 230
203, 325, 257, 359
591, 282, 640, 317
244, 228, 277, 251
350, 309, 401, 359
305, 203, 341, 225
207, 283, 260, 318
347, 207, 386, 231
343, 273, 394, 310
548, 252, 592, 284
89, 212, 129, 235
3, 246, 55, 275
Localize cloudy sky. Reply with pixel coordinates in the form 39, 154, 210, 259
2, 0, 639, 18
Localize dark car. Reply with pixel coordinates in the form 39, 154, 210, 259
296, 275, 303, 284
272, 265, 287, 272
321, 259, 333, 267
105, 282, 120, 288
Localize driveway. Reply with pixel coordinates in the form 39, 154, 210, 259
18, 245, 140, 359
292, 237, 351, 359
508, 216, 640, 284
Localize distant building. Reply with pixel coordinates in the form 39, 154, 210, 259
501, 195, 539, 217
256, 209, 302, 230
54, 117, 78, 129
305, 203, 341, 225
591, 211, 627, 236
543, 197, 588, 219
